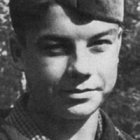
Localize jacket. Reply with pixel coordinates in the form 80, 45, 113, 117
0, 110, 135, 140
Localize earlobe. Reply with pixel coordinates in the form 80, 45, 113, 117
10, 35, 25, 71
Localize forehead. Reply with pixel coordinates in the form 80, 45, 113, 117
27, 4, 119, 40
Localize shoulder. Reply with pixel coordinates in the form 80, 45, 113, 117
115, 127, 135, 140
0, 118, 12, 140
100, 109, 135, 140
0, 118, 29, 140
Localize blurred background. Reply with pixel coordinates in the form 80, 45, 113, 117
0, 0, 140, 139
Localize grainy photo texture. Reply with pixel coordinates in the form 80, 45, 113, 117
0, 0, 140, 140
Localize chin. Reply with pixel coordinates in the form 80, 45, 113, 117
59, 111, 91, 120
57, 103, 100, 120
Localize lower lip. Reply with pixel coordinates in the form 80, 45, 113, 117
63, 98, 88, 106
59, 90, 99, 106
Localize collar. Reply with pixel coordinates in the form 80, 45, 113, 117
99, 110, 119, 140
5, 94, 50, 140
5, 94, 119, 140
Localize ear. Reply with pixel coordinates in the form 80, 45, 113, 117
10, 35, 25, 71
117, 28, 123, 53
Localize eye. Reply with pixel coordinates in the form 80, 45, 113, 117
93, 39, 112, 45
88, 39, 112, 53
38, 40, 72, 57
40, 44, 66, 56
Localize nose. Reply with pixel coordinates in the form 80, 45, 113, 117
67, 42, 91, 81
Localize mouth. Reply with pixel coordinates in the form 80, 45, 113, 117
61, 87, 102, 94
61, 88, 94, 94
59, 88, 102, 99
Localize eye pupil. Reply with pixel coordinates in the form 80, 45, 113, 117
94, 40, 111, 45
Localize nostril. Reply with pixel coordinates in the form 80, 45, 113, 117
68, 67, 90, 82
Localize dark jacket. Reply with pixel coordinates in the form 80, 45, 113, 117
0, 110, 135, 140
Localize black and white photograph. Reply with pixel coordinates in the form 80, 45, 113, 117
0, 0, 139, 140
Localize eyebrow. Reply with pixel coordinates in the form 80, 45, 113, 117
89, 28, 119, 41
87, 28, 119, 46
36, 28, 119, 45
36, 34, 72, 45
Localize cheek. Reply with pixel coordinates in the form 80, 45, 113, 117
98, 51, 119, 92
25, 55, 69, 85
42, 56, 69, 81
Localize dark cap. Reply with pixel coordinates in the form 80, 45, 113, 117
9, 0, 124, 25
57, 0, 124, 23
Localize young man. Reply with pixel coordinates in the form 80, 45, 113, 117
0, 0, 134, 140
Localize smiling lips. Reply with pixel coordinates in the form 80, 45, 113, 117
62, 89, 94, 94
61, 87, 102, 94
59, 88, 101, 105
59, 88, 102, 99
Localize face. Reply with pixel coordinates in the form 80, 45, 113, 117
15, 4, 122, 119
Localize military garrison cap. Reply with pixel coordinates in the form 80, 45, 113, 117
9, 0, 124, 25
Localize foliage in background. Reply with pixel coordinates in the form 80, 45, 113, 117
103, 0, 140, 139
0, 0, 21, 108
0, 0, 140, 139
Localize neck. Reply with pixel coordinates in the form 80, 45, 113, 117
27, 93, 100, 140
61, 110, 100, 140
27, 105, 100, 140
